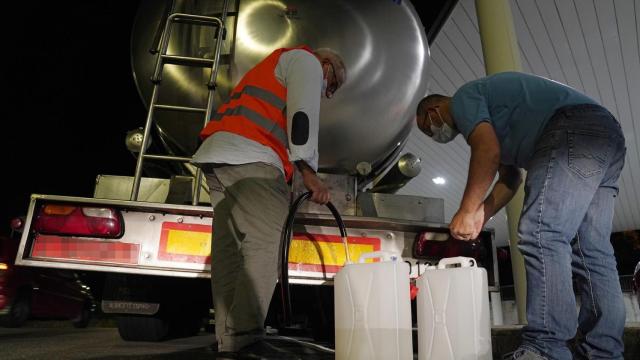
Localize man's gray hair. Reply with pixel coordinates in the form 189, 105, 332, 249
313, 48, 347, 87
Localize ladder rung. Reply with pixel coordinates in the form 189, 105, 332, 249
154, 104, 207, 113
143, 154, 192, 162
170, 14, 223, 27
161, 55, 214, 67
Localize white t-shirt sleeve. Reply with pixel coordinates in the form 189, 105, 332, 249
275, 49, 322, 172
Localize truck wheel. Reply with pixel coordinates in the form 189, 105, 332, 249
4, 295, 30, 328
116, 315, 169, 341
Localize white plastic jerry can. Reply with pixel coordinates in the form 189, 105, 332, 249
417, 257, 492, 360
334, 251, 413, 360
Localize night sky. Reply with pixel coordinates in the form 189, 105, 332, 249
1, 1, 145, 236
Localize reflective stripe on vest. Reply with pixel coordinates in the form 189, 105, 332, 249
211, 106, 289, 148
227, 85, 286, 110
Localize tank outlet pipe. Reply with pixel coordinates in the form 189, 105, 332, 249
279, 192, 350, 327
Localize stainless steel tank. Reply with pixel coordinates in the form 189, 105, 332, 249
131, 0, 429, 180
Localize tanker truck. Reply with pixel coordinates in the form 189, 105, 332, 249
14, 0, 496, 342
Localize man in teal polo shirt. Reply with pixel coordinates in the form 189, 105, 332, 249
416, 72, 626, 359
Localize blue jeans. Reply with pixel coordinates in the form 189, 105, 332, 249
515, 104, 626, 359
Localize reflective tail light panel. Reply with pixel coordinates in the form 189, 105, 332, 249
34, 204, 123, 238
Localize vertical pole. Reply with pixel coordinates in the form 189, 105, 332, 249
491, 291, 504, 325
475, 0, 527, 324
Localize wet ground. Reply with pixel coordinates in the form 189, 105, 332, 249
0, 320, 333, 360
0, 320, 638, 359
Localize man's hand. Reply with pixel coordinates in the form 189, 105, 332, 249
302, 171, 330, 204
449, 204, 485, 241
295, 160, 330, 205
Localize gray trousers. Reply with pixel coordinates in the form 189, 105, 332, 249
204, 162, 289, 351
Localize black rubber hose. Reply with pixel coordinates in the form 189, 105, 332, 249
279, 191, 348, 327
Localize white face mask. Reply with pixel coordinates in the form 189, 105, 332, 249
321, 78, 328, 98
429, 110, 459, 143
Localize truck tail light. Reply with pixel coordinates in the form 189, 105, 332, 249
0, 262, 7, 289
413, 231, 485, 261
34, 204, 123, 238
10, 217, 24, 232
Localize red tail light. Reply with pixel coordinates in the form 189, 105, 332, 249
410, 283, 419, 300
34, 204, 123, 238
10, 217, 24, 232
413, 231, 486, 261
0, 262, 7, 284
0, 263, 7, 294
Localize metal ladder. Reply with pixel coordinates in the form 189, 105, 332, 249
130, 1, 232, 205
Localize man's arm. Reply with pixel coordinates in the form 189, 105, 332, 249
279, 50, 329, 205
482, 164, 522, 223
295, 160, 330, 205
461, 122, 501, 212
281, 50, 321, 171
449, 122, 500, 240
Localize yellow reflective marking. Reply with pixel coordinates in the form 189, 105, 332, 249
288, 238, 376, 265
166, 229, 211, 256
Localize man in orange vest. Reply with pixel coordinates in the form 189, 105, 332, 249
192, 46, 346, 357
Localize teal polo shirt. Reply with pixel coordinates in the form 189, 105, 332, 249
451, 72, 598, 167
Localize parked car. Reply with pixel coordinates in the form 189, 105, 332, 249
0, 234, 95, 327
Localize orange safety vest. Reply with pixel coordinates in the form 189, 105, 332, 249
200, 45, 315, 182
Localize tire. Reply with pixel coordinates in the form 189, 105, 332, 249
4, 295, 30, 328
116, 315, 170, 341
71, 304, 92, 328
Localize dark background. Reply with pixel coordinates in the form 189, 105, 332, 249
1, 1, 145, 236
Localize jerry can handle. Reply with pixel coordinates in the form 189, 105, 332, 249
358, 251, 400, 263
437, 256, 476, 269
